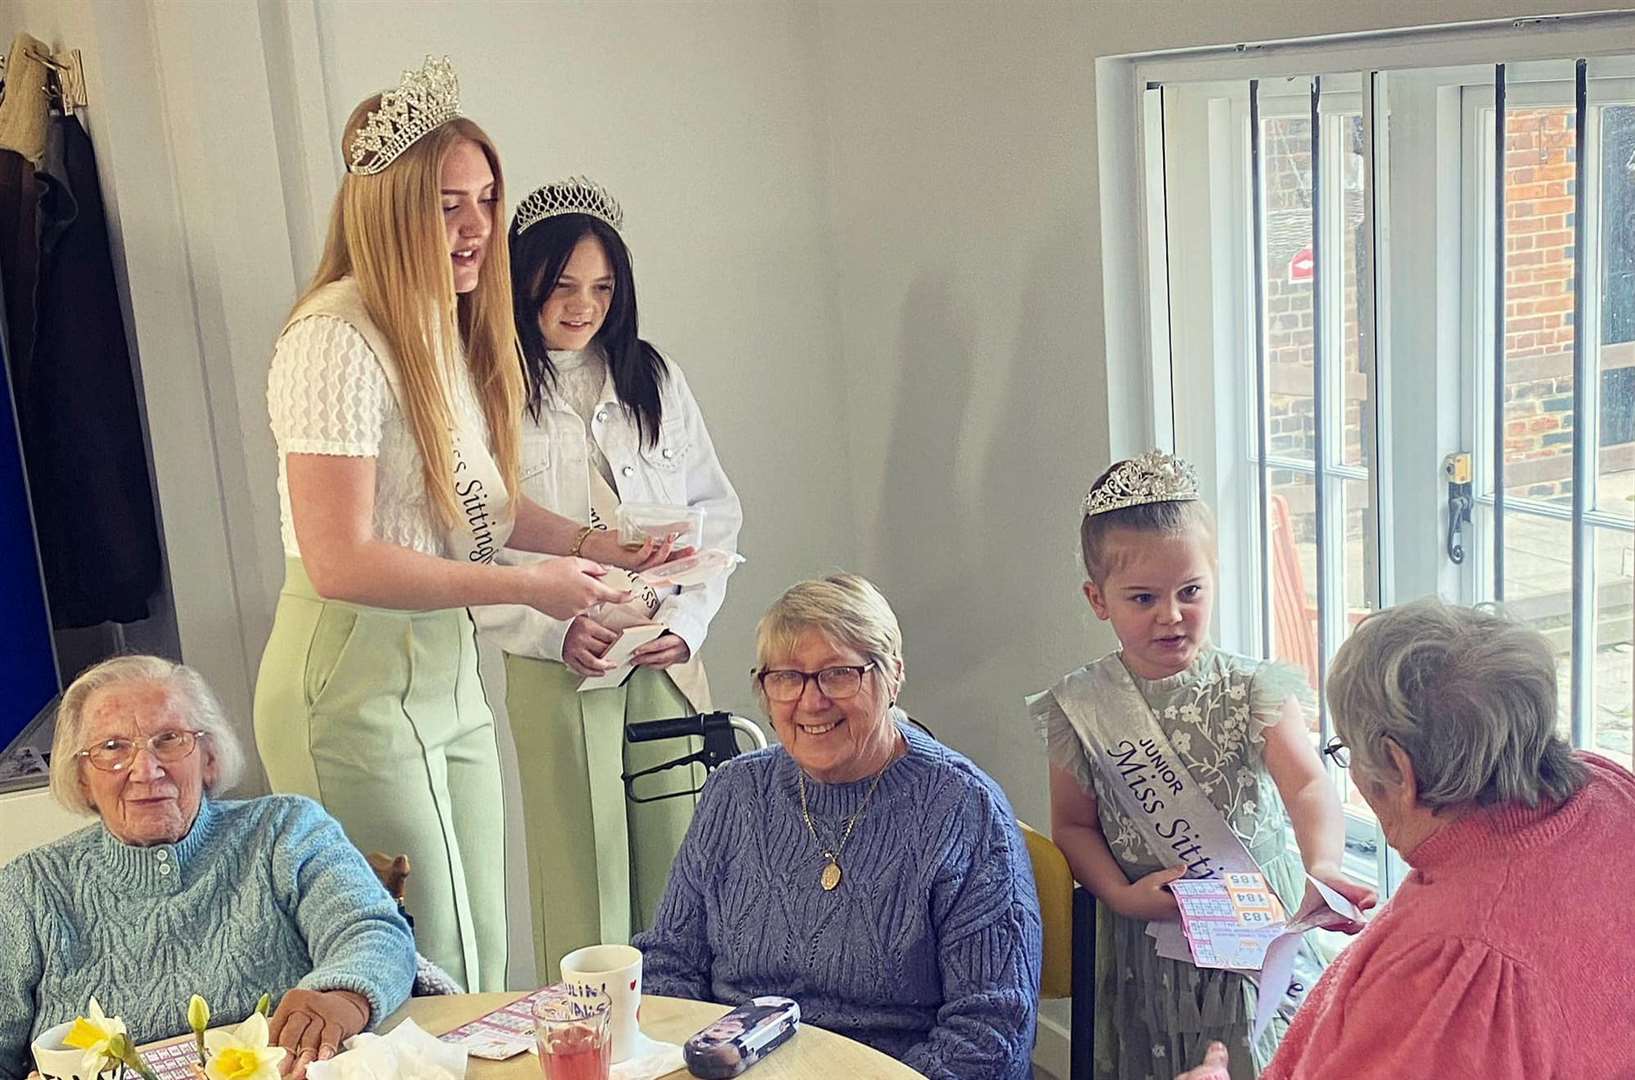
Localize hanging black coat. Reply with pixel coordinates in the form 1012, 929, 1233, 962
0, 113, 161, 627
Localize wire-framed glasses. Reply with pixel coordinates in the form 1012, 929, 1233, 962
755, 663, 876, 703
1321, 736, 1350, 769
75, 730, 207, 773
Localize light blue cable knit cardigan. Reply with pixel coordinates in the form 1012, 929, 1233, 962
0, 795, 415, 1080
634, 721, 1043, 1080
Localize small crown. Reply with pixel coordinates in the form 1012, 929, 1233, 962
1083, 450, 1200, 517
347, 56, 461, 176
513, 176, 624, 235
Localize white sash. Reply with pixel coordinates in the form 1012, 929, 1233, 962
286, 280, 513, 563
1049, 659, 1258, 880
1048, 657, 1325, 1018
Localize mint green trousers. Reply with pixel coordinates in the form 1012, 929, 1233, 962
504, 655, 701, 981
254, 559, 507, 992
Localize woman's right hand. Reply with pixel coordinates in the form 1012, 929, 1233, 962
582, 529, 691, 573
520, 558, 631, 620
563, 615, 619, 677
1119, 866, 1186, 921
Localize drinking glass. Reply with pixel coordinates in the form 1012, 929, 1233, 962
534, 984, 612, 1080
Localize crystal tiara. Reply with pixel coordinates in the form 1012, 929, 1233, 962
1083, 450, 1200, 517
513, 176, 624, 235
346, 55, 461, 176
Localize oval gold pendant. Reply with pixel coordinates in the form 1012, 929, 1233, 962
820, 860, 842, 891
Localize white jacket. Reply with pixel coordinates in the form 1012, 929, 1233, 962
473, 355, 742, 662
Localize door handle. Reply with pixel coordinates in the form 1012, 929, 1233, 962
1445, 453, 1473, 564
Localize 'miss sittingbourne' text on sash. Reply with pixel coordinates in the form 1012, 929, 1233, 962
1102, 737, 1223, 878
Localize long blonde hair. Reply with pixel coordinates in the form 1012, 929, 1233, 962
295, 102, 522, 526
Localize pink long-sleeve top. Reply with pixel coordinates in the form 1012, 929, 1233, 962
1264, 753, 1635, 1080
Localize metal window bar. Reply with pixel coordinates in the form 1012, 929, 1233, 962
1569, 58, 1591, 746
1311, 76, 1332, 743
1250, 79, 1275, 661
1493, 63, 1507, 600
1159, 86, 1179, 447
1361, 71, 1390, 612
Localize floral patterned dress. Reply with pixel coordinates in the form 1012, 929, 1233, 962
1032, 647, 1317, 1080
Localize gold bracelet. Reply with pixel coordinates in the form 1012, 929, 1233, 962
567, 525, 595, 558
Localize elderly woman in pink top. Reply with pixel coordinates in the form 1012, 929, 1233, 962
1179, 598, 1635, 1080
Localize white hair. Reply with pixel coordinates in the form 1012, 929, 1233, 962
753, 573, 904, 700
1327, 598, 1585, 811
50, 655, 244, 815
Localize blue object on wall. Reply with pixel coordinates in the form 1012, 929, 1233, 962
0, 329, 60, 753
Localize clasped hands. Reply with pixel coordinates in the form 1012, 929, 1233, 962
563, 614, 690, 676
22, 990, 372, 1080
268, 987, 371, 1078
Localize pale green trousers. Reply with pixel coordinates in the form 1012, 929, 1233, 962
254, 558, 507, 992
504, 655, 701, 981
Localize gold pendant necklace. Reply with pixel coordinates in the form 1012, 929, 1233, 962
799, 763, 889, 892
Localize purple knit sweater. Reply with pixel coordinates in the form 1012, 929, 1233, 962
634, 721, 1042, 1079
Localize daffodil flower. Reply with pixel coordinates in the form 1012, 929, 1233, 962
64, 997, 126, 1078
188, 994, 211, 1065
107, 1033, 159, 1080
203, 1012, 287, 1080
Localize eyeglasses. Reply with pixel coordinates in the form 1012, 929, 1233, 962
755, 663, 876, 703
75, 730, 207, 773
1321, 736, 1350, 769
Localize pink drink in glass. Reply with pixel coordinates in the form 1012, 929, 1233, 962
539, 1025, 611, 1080
534, 984, 612, 1080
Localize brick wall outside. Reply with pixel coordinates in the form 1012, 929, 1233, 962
1258, 107, 1634, 534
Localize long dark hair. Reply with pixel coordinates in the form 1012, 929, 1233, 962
508, 212, 666, 447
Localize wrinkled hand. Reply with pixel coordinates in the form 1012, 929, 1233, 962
268, 988, 370, 1079
563, 615, 618, 677
1303, 865, 1378, 934
583, 529, 694, 573
1119, 866, 1185, 922
630, 631, 691, 670
1175, 1041, 1231, 1079
522, 558, 630, 620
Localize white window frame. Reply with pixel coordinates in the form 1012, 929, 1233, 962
1102, 15, 1635, 895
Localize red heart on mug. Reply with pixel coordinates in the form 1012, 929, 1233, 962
629, 979, 637, 991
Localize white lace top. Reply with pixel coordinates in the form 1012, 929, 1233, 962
268, 315, 487, 559
545, 347, 616, 489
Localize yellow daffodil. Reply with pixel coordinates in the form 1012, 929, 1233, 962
64, 997, 126, 1077
107, 1033, 160, 1080
203, 1011, 286, 1080
189, 994, 211, 1064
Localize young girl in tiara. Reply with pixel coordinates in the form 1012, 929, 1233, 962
1030, 450, 1374, 1079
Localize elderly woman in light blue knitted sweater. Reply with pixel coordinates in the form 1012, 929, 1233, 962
0, 657, 414, 1080
634, 575, 1042, 1079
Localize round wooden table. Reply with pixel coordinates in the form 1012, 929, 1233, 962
384, 992, 924, 1079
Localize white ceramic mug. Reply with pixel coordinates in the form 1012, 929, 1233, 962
31, 1021, 119, 1080
560, 944, 642, 1063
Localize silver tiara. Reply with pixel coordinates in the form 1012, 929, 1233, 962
1083, 450, 1200, 517
347, 56, 461, 176
513, 176, 624, 235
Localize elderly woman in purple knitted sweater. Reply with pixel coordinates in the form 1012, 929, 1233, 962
634, 574, 1042, 1079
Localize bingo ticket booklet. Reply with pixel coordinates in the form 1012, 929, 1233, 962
1167, 870, 1289, 970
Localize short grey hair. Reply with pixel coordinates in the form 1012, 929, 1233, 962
1327, 598, 1585, 810
50, 655, 245, 815
753, 573, 904, 699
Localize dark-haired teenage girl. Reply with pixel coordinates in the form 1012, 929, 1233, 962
475, 178, 741, 977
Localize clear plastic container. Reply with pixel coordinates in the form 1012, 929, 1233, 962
616, 502, 705, 550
